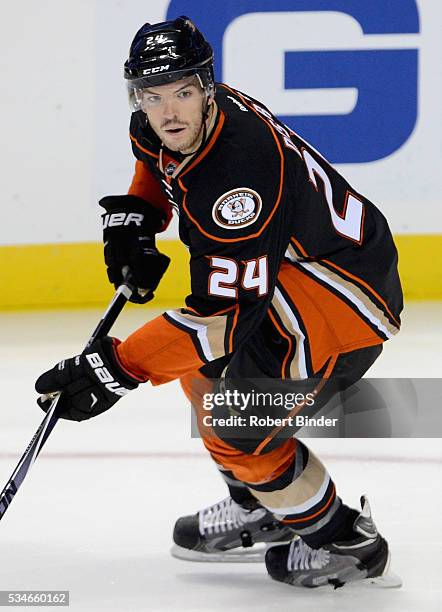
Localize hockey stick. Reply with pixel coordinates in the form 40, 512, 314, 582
0, 281, 133, 521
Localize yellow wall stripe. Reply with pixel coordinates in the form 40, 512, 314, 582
0, 235, 440, 310
394, 234, 442, 300
0, 240, 190, 310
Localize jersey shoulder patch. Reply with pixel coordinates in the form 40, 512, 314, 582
212, 188, 262, 231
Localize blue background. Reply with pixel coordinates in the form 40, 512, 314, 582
167, 0, 419, 163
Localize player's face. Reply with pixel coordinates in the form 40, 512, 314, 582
140, 77, 210, 153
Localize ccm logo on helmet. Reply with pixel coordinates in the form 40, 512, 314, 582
102, 212, 144, 229
142, 65, 170, 75
86, 353, 130, 396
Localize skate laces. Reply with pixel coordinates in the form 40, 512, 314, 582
287, 539, 330, 571
198, 497, 266, 536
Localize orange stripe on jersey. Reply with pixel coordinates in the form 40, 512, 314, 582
184, 304, 237, 317
267, 308, 293, 379
128, 160, 173, 227
179, 111, 226, 178
178, 100, 284, 243
116, 315, 205, 385
278, 262, 383, 373
253, 353, 338, 456
129, 133, 159, 158
289, 236, 399, 328
228, 304, 240, 353
321, 258, 401, 328
290, 237, 309, 258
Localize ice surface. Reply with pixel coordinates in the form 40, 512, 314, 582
0, 303, 441, 611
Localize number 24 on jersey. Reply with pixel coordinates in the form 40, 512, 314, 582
208, 256, 268, 298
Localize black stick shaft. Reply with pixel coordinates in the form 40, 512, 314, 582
0, 283, 132, 521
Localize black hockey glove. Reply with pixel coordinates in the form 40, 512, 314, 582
99, 195, 171, 304
35, 337, 144, 422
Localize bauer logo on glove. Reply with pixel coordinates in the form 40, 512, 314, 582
35, 337, 146, 421
102, 211, 144, 229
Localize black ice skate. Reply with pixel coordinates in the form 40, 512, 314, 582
265, 496, 402, 588
171, 496, 293, 562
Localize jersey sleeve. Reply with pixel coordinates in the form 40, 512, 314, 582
128, 160, 173, 230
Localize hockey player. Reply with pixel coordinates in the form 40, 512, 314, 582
35, 17, 403, 588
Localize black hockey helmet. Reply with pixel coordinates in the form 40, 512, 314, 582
124, 16, 214, 110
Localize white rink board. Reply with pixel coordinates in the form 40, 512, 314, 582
1, 0, 441, 246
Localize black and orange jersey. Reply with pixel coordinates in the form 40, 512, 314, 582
118, 84, 403, 384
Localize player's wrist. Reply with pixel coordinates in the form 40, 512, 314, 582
106, 337, 148, 384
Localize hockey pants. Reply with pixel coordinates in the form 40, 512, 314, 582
180, 344, 382, 547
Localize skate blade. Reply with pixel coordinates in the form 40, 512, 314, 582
360, 571, 402, 588
171, 542, 287, 563
349, 552, 402, 589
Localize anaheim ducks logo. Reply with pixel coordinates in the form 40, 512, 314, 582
212, 188, 262, 230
